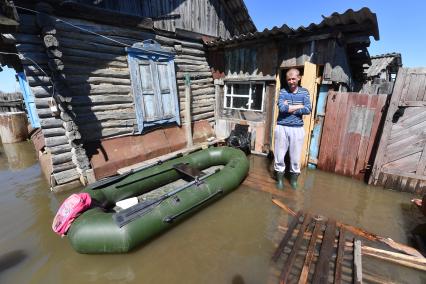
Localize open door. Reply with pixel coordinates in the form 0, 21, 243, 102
300, 62, 319, 167
271, 62, 319, 169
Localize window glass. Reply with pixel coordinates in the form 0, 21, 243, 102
233, 97, 249, 109
251, 84, 263, 111
233, 84, 250, 96
224, 82, 264, 112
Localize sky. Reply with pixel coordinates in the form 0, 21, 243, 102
1, 0, 425, 92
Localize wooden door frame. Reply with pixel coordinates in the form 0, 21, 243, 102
270, 63, 320, 168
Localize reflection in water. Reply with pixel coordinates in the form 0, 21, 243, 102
0, 250, 27, 272
1, 141, 37, 170
0, 147, 425, 283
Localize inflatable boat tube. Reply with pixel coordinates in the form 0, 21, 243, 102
66, 146, 249, 254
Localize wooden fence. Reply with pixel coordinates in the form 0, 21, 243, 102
370, 68, 426, 194
0, 92, 23, 112
317, 92, 388, 180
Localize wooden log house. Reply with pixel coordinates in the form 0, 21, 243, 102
0, 0, 256, 191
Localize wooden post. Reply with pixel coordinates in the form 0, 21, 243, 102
184, 73, 193, 147
354, 239, 363, 284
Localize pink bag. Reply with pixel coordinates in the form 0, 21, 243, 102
52, 193, 92, 237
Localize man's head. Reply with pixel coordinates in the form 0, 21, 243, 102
286, 68, 301, 92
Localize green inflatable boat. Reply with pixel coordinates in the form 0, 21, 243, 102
66, 146, 249, 254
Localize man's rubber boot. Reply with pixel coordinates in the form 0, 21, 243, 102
289, 173, 299, 189
276, 171, 285, 190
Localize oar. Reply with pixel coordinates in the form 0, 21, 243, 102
113, 169, 219, 227
86, 152, 184, 190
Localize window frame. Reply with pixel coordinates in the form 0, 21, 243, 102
224, 81, 265, 112
126, 41, 180, 133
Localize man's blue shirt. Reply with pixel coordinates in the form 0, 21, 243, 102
277, 87, 312, 127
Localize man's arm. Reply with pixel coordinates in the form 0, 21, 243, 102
277, 93, 289, 113
278, 92, 305, 113
294, 93, 311, 115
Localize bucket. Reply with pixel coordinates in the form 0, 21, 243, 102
0, 112, 29, 143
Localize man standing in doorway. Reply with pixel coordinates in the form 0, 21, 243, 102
274, 68, 311, 189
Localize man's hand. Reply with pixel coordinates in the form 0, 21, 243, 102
288, 104, 305, 113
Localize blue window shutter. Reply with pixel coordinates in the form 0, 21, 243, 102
126, 40, 180, 133
139, 62, 159, 121
17, 72, 40, 128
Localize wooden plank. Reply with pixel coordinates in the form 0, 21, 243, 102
381, 168, 426, 181
312, 219, 337, 284
300, 61, 319, 167
362, 246, 426, 271
334, 228, 346, 284
280, 213, 312, 284
401, 101, 426, 107
272, 211, 303, 262
381, 151, 421, 174
406, 74, 423, 102
298, 221, 323, 284
370, 68, 408, 183
271, 198, 425, 257
399, 70, 413, 103
416, 144, 426, 175
270, 71, 281, 153
354, 239, 363, 284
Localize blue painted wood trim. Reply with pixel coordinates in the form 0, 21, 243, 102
17, 72, 40, 128
308, 85, 329, 168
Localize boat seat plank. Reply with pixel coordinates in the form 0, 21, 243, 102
173, 162, 205, 179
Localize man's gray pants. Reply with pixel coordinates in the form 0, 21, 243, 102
274, 125, 305, 173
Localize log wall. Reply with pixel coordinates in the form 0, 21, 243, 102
10, 7, 216, 191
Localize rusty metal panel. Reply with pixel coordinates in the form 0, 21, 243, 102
317, 92, 387, 180
370, 68, 426, 193
88, 120, 214, 180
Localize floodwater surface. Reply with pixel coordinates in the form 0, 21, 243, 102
0, 141, 425, 283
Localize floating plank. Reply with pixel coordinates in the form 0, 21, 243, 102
362, 246, 426, 272
280, 213, 312, 283
312, 219, 336, 284
272, 211, 303, 262
354, 239, 363, 284
298, 220, 323, 284
334, 227, 346, 284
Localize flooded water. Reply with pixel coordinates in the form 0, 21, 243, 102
0, 141, 425, 283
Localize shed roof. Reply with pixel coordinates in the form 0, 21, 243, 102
206, 7, 379, 47
364, 53, 402, 77
221, 0, 257, 34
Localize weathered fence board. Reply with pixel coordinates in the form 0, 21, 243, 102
370, 68, 426, 193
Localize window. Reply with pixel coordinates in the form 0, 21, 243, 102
224, 82, 265, 112
127, 40, 180, 133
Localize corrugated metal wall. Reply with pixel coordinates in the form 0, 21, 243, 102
318, 92, 388, 180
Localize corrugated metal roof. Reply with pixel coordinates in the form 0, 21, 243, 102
364, 53, 402, 77
222, 0, 257, 34
206, 7, 379, 47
